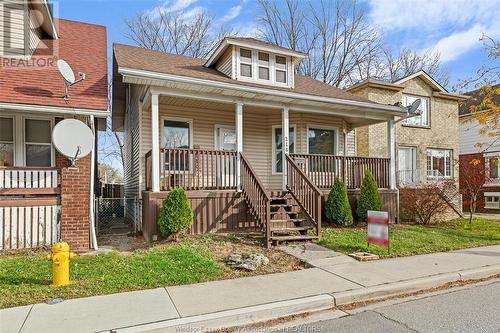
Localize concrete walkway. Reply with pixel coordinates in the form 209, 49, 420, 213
2, 245, 500, 333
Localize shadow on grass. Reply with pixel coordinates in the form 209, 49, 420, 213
0, 276, 51, 286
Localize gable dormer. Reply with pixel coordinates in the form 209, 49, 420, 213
205, 37, 306, 89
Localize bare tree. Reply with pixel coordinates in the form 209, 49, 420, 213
124, 9, 232, 58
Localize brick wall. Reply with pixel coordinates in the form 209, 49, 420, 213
56, 150, 91, 252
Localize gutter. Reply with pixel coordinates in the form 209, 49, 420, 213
118, 67, 405, 116
0, 102, 109, 117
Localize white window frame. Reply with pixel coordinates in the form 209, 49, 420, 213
484, 192, 500, 209
23, 116, 54, 167
402, 94, 430, 127
160, 116, 194, 174
426, 148, 453, 178
236, 46, 290, 87
0, 115, 16, 167
274, 55, 287, 85
213, 124, 236, 151
238, 48, 253, 78
257, 51, 270, 81
306, 125, 339, 155
272, 124, 296, 174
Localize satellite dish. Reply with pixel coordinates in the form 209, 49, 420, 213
56, 59, 86, 100
407, 99, 422, 115
52, 119, 94, 166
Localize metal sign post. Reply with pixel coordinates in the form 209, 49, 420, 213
367, 210, 390, 254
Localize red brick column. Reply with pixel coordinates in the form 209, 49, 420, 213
57, 153, 91, 252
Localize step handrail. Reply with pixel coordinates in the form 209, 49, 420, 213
286, 154, 322, 237
239, 152, 271, 246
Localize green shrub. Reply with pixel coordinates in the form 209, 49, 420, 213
326, 177, 353, 225
356, 170, 382, 221
158, 187, 193, 239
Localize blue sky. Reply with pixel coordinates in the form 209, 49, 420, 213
55, 0, 499, 171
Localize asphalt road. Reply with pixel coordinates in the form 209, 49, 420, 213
277, 281, 500, 333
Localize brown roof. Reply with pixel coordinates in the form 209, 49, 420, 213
0, 19, 108, 111
113, 43, 371, 104
459, 84, 500, 116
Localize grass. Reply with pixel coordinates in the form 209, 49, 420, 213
0, 234, 301, 309
318, 218, 500, 258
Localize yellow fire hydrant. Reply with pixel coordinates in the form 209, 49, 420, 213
46, 242, 76, 287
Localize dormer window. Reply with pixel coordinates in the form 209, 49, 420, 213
258, 52, 270, 80
275, 56, 287, 84
239, 48, 252, 78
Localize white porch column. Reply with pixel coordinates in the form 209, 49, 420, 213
151, 92, 160, 192
235, 102, 243, 191
387, 119, 396, 190
282, 107, 289, 191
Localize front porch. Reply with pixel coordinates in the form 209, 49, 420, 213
139, 92, 398, 246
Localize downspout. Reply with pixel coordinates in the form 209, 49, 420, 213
89, 115, 98, 250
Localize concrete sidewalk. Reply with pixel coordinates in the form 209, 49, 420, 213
2, 245, 499, 333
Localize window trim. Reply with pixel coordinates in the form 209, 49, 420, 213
160, 116, 194, 149
258, 52, 270, 81
426, 148, 453, 179
401, 94, 430, 128
485, 154, 500, 185
484, 192, 500, 209
236, 46, 290, 87
272, 124, 296, 175
213, 124, 235, 151
239, 48, 253, 78
23, 116, 54, 167
0, 115, 16, 167
306, 125, 339, 155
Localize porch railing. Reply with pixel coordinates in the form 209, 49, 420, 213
146, 148, 238, 191
240, 152, 271, 246
289, 154, 390, 189
0, 168, 59, 194
286, 154, 321, 236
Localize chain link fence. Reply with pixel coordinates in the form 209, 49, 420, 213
95, 198, 140, 235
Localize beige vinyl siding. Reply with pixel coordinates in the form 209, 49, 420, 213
215, 46, 233, 78
123, 85, 143, 223
0, 1, 26, 56
140, 101, 351, 191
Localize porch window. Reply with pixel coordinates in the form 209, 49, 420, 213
426, 148, 452, 178
0, 117, 14, 167
163, 119, 192, 171
402, 95, 429, 127
258, 52, 270, 80
25, 119, 52, 167
240, 48, 252, 78
273, 126, 295, 173
308, 127, 336, 155
275, 56, 287, 84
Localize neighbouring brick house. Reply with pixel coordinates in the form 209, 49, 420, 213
0, 1, 108, 251
459, 85, 500, 212
347, 71, 468, 220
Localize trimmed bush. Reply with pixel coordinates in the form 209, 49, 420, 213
326, 177, 353, 225
158, 187, 193, 239
356, 170, 382, 221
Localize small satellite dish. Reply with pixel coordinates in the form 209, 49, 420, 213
52, 119, 93, 166
56, 59, 86, 100
407, 99, 422, 115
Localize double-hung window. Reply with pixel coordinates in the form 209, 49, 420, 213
258, 52, 270, 80
239, 48, 253, 78
25, 119, 52, 167
275, 56, 287, 84
163, 119, 192, 171
402, 95, 429, 127
0, 117, 14, 167
273, 126, 295, 173
426, 149, 452, 178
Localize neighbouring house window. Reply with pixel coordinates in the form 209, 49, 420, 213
25, 119, 52, 167
239, 48, 252, 78
426, 148, 452, 178
484, 193, 500, 209
0, 117, 14, 167
163, 119, 192, 171
488, 156, 499, 180
273, 126, 295, 173
258, 52, 270, 80
402, 95, 430, 127
275, 56, 287, 84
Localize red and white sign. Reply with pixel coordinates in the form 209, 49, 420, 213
367, 210, 389, 247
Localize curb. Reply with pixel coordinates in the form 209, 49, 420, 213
109, 294, 335, 333
108, 265, 500, 333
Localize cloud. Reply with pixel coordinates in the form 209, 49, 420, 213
148, 0, 198, 18
221, 5, 242, 23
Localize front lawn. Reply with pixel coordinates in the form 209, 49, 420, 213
318, 218, 500, 258
0, 234, 301, 309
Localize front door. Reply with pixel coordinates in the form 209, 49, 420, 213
215, 126, 236, 187
398, 147, 417, 185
